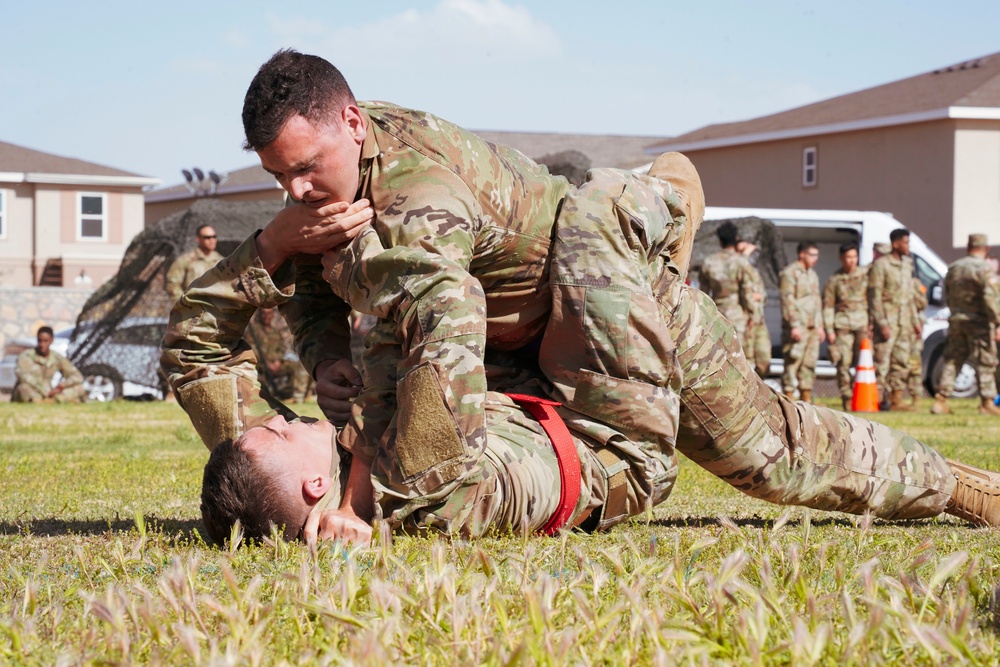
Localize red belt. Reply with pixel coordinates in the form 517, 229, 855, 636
505, 393, 581, 535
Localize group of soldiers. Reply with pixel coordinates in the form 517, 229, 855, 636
700, 224, 1000, 415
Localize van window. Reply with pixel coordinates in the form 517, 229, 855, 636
912, 253, 941, 289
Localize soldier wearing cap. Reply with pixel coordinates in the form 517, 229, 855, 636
931, 233, 1000, 415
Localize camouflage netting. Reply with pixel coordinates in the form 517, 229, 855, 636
70, 199, 283, 392
689, 216, 788, 291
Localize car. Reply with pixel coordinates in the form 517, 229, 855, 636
0, 318, 167, 401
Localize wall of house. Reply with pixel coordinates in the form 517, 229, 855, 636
0, 182, 36, 286
684, 120, 959, 260
953, 120, 1000, 250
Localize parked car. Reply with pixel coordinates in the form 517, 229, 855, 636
0, 318, 167, 401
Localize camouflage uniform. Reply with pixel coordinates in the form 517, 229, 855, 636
699, 248, 755, 336
164, 102, 957, 536
780, 261, 822, 395
165, 247, 224, 301
822, 265, 869, 401
907, 278, 928, 402
743, 264, 771, 377
245, 312, 312, 402
12, 348, 87, 403
937, 255, 1000, 399
867, 253, 918, 394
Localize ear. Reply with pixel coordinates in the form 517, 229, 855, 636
342, 104, 367, 143
302, 474, 332, 503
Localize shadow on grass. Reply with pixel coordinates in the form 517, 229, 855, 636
648, 515, 957, 529
0, 516, 205, 543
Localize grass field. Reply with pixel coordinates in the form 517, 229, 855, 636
3, 398, 1000, 665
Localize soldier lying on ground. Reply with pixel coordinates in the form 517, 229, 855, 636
162, 48, 1000, 545
12, 326, 87, 403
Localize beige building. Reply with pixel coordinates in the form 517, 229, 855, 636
144, 130, 665, 226
0, 141, 159, 287
646, 52, 1000, 261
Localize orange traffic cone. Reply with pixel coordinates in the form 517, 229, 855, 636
851, 338, 879, 412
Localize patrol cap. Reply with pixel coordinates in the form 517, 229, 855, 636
968, 233, 989, 248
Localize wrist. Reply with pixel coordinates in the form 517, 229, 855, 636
255, 226, 287, 276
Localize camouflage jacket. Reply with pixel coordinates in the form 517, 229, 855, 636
944, 255, 1000, 325
867, 254, 916, 330
779, 261, 822, 329
746, 263, 767, 324
165, 248, 224, 301
822, 266, 869, 332
14, 348, 83, 396
699, 249, 755, 329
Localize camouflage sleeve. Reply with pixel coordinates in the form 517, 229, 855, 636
165, 255, 185, 301
14, 352, 48, 396
779, 270, 798, 328
737, 262, 755, 318
56, 353, 83, 388
822, 277, 837, 332
160, 233, 299, 448
984, 269, 1000, 325
324, 228, 489, 526
813, 276, 824, 329
867, 260, 887, 330
278, 257, 353, 376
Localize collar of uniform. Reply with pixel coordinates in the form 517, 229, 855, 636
355, 109, 380, 200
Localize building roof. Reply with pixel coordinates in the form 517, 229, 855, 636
147, 129, 667, 202
0, 140, 158, 186
647, 51, 1000, 153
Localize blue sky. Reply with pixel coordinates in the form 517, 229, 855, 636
2, 1, 998, 187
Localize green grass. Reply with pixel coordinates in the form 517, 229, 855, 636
2, 398, 1000, 665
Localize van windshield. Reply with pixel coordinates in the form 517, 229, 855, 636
912, 253, 941, 289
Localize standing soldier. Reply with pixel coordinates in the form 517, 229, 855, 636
699, 221, 755, 340
931, 234, 1000, 415
867, 228, 920, 411
739, 238, 771, 378
780, 241, 825, 402
822, 242, 868, 411
245, 307, 313, 404
12, 326, 87, 403
165, 224, 224, 301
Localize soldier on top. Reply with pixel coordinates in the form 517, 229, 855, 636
931, 233, 1000, 416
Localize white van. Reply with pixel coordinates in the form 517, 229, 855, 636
699, 207, 975, 397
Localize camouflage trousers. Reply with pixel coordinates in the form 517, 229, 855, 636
672, 287, 954, 519
829, 328, 866, 400
11, 382, 87, 403
781, 326, 820, 393
874, 324, 916, 393
938, 321, 998, 399
742, 319, 771, 378
908, 336, 925, 401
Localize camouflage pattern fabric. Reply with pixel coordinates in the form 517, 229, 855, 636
245, 312, 312, 401
743, 263, 771, 377
868, 254, 918, 393
937, 255, 1000, 398
699, 248, 755, 334
823, 266, 869, 400
780, 261, 822, 393
12, 348, 87, 403
165, 248, 224, 301
907, 278, 928, 400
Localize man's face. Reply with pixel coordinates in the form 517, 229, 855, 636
800, 247, 819, 269
257, 110, 367, 208
892, 235, 910, 256
196, 226, 218, 254
241, 414, 336, 535
840, 248, 859, 273
36, 331, 53, 356
260, 308, 275, 327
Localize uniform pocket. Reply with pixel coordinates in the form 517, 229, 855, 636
570, 369, 678, 440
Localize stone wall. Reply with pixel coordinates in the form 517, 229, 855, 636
0, 287, 93, 351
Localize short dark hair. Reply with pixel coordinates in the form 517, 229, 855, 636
889, 228, 911, 243
195, 224, 214, 237
242, 49, 357, 151
716, 221, 740, 248
797, 240, 818, 254
839, 241, 859, 256
37, 326, 54, 338
200, 436, 302, 545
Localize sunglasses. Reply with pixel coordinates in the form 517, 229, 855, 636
199, 235, 217, 240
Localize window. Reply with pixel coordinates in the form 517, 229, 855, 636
78, 193, 106, 240
802, 147, 818, 187
0, 190, 5, 238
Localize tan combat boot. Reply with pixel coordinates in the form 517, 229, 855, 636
648, 152, 704, 278
945, 460, 1000, 526
889, 389, 912, 412
979, 397, 1000, 416
930, 393, 952, 415
800, 389, 812, 404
